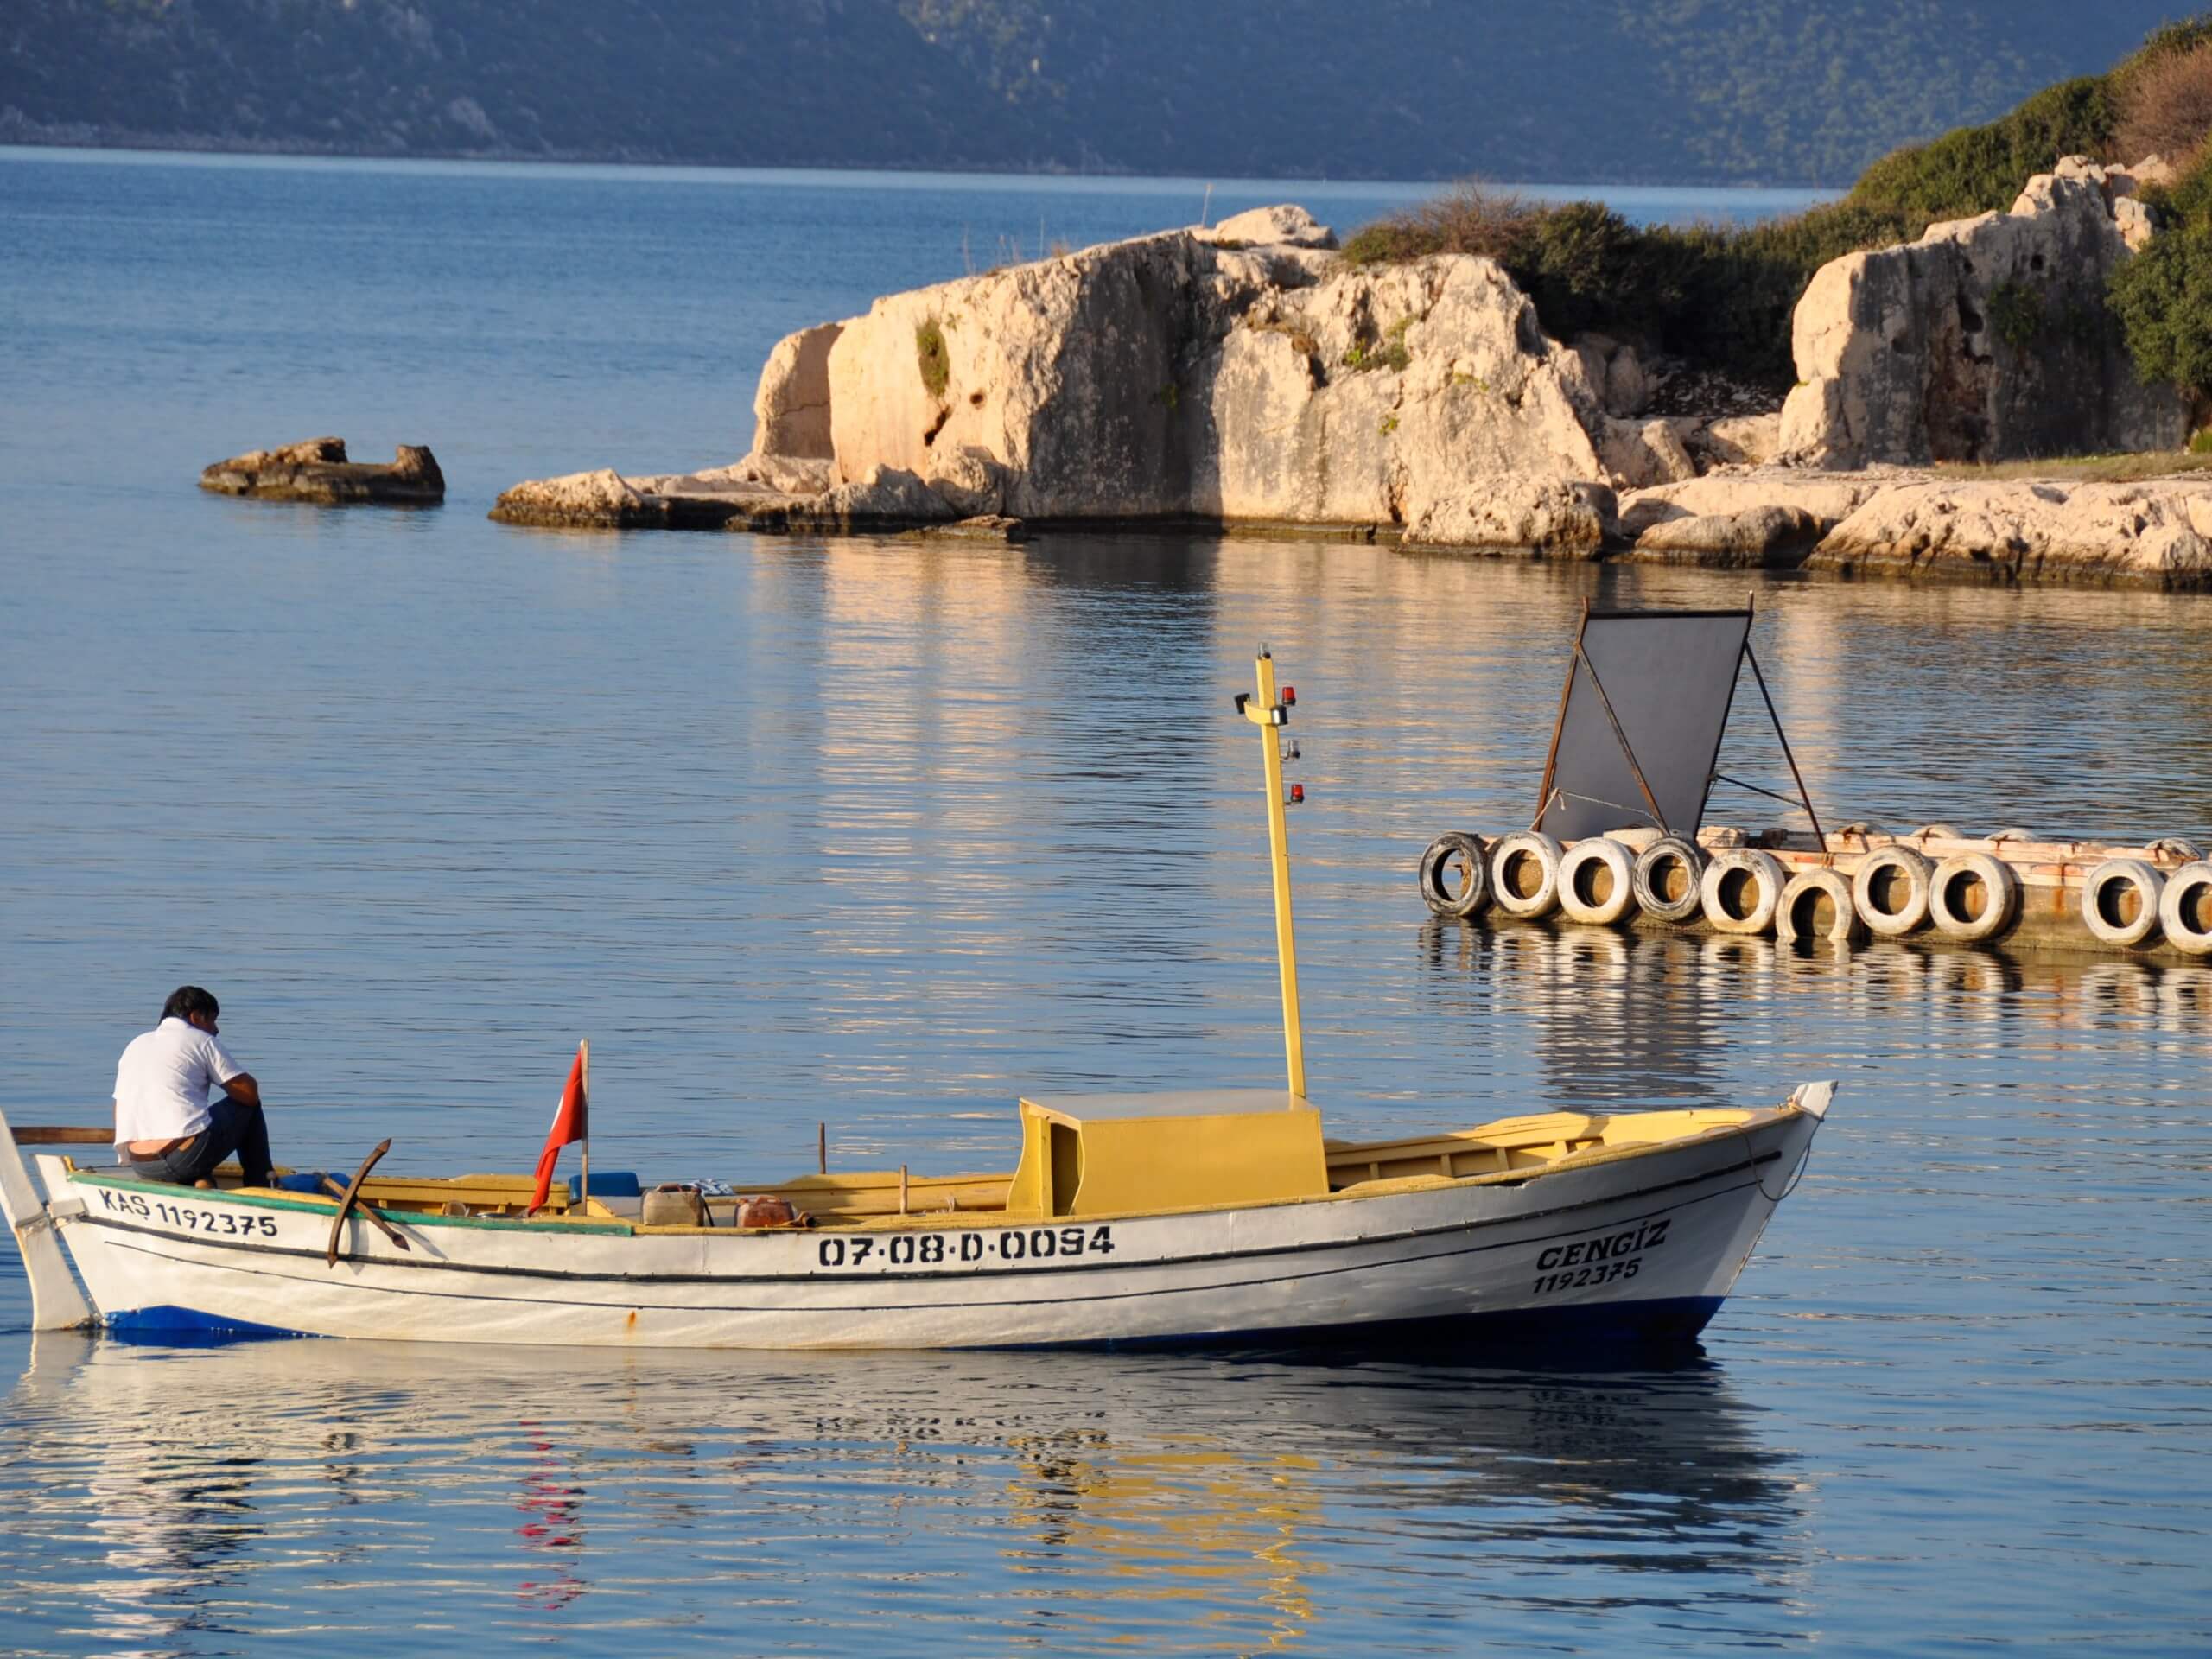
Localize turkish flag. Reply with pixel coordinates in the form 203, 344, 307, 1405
527, 1042, 588, 1214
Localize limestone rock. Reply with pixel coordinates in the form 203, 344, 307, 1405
1781, 156, 2188, 467
1694, 413, 1783, 467
1199, 205, 1338, 249
1402, 474, 1617, 554
1570, 334, 1648, 416
1617, 467, 1887, 539
824, 232, 1213, 519
752, 322, 843, 459
1632, 505, 1821, 566
922, 443, 1011, 518
2130, 153, 2183, 189
721, 450, 836, 496
912, 514, 1030, 543
1605, 349, 1649, 417
200, 437, 444, 505
507, 207, 1668, 538
1808, 477, 2212, 588
219, 436, 346, 471
1599, 417, 1698, 488
2113, 194, 2157, 252
820, 464, 957, 524
820, 227, 1605, 526
490, 467, 650, 527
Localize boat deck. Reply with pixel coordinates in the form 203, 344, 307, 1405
51, 1104, 1779, 1235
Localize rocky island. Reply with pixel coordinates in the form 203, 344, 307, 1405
203, 438, 446, 505
494, 23, 2212, 590
492, 180, 2208, 588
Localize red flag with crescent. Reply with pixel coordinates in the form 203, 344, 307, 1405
528, 1041, 588, 1214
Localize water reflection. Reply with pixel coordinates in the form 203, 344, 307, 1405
1414, 918, 2212, 1109
3, 1334, 1805, 1654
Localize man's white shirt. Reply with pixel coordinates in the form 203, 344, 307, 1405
113, 1016, 244, 1147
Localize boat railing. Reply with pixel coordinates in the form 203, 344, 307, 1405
5, 1123, 113, 1147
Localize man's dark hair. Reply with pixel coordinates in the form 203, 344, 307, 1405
161, 985, 220, 1024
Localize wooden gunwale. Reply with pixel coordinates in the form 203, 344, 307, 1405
53, 1104, 1790, 1235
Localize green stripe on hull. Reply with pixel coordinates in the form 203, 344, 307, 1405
73, 1170, 633, 1235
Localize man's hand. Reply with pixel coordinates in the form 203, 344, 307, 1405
225, 1073, 263, 1109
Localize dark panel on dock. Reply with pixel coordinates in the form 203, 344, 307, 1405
1539, 610, 1750, 841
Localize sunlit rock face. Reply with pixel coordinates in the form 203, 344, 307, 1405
792, 205, 1609, 529
1808, 476, 2212, 587
752, 322, 842, 460
1780, 157, 2190, 469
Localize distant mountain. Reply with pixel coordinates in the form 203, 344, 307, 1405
0, 0, 2188, 185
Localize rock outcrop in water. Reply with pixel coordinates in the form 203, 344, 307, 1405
492, 189, 2212, 588
498, 205, 1638, 551
201, 437, 445, 505
1780, 157, 2190, 469
808, 206, 1611, 534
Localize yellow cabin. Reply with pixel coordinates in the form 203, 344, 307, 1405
1006, 1090, 1330, 1218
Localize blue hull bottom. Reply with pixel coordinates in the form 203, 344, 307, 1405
104, 1305, 313, 1344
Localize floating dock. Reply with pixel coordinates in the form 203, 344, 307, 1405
1417, 824, 2212, 960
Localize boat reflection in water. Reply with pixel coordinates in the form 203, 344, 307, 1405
3, 1333, 1809, 1651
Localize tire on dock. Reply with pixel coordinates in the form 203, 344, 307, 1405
2082, 859, 2166, 948
1853, 847, 1935, 938
1557, 838, 1637, 925
1490, 832, 1565, 919
1775, 868, 1864, 945
2158, 863, 2212, 957
1928, 853, 2022, 944
1418, 832, 1491, 919
1631, 836, 1707, 925
1701, 849, 1788, 936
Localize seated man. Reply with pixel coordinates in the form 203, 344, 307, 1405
113, 985, 273, 1188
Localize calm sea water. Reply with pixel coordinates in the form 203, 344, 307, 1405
1, 150, 2209, 1656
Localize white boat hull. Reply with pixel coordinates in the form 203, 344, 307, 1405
24, 1097, 1827, 1351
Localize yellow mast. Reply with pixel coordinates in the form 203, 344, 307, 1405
1237, 649, 1306, 1101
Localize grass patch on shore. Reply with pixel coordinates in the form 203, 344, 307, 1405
1931, 450, 2212, 483
1341, 16, 2212, 392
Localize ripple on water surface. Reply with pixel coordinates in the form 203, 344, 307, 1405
1, 152, 2209, 1656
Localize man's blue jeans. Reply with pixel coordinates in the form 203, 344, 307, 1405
152, 1096, 273, 1188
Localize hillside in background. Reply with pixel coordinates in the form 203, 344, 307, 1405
0, 0, 2190, 184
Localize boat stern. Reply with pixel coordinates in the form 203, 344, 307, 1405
0, 1109, 96, 1332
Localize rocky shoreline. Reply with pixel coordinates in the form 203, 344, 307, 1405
492, 181, 2212, 590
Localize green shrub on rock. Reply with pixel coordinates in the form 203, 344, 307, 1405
1338, 181, 1538, 266
1338, 14, 2212, 394
1510, 201, 1656, 340
915, 316, 950, 401
1845, 78, 2114, 226
2109, 153, 2212, 393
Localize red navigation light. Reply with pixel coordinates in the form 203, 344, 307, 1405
1289, 784, 1305, 804
1281, 685, 1297, 705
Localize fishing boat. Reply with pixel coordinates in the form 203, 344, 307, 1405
0, 652, 1834, 1350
